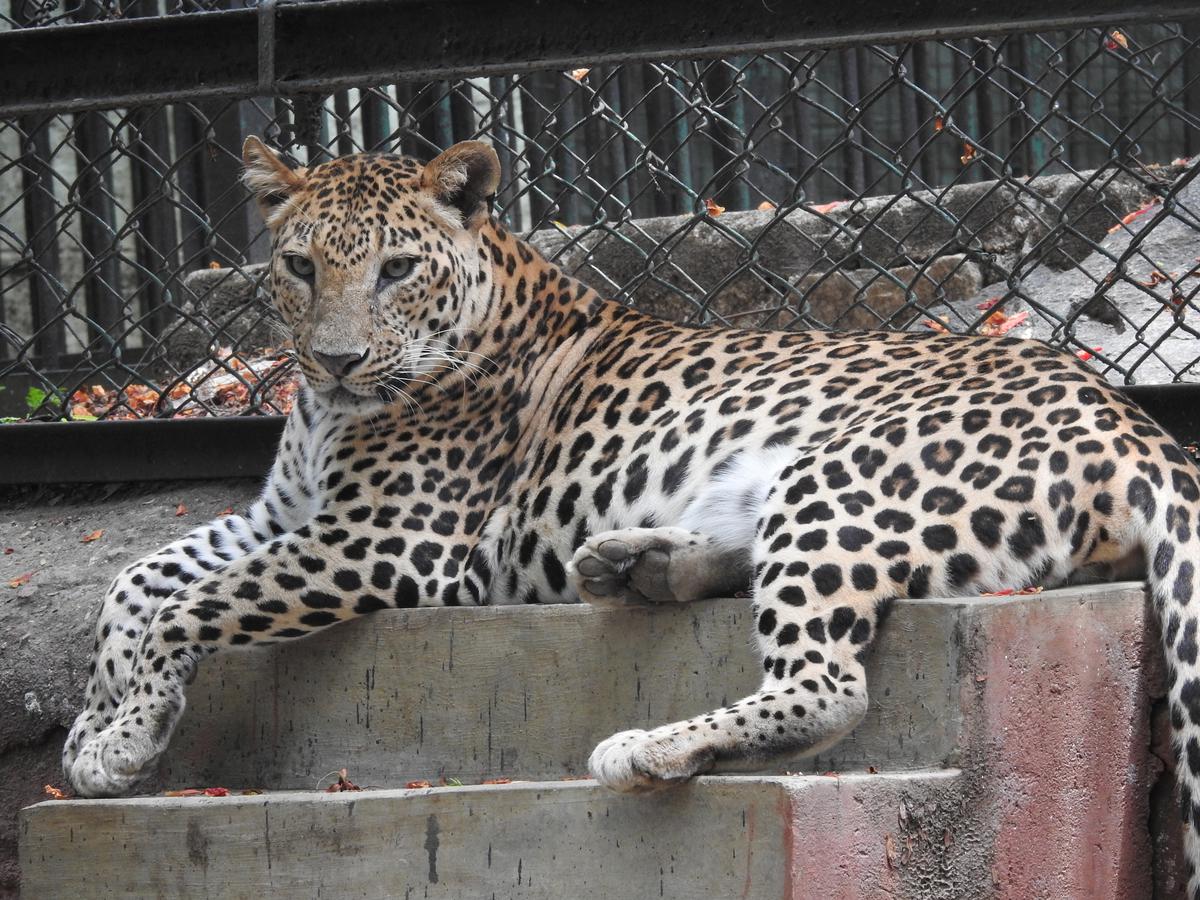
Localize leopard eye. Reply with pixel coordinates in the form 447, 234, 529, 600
381, 257, 415, 281
284, 254, 315, 280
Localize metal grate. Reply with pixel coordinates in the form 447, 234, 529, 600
3, 19, 1200, 419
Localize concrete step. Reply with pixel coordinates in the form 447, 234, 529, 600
21, 772, 975, 900
158, 595, 972, 791
150, 583, 1149, 790
22, 582, 1177, 898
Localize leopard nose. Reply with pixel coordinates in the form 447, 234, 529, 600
312, 348, 368, 377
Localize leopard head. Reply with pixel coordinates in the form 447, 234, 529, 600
242, 137, 501, 413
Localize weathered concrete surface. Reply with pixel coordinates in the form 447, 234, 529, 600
20, 772, 972, 900
157, 597, 963, 791
16, 582, 1178, 899
956, 584, 1174, 899
0, 480, 261, 898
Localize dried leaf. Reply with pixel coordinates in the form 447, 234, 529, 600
481, 777, 513, 785
1138, 269, 1176, 288
1107, 199, 1160, 234
703, 198, 725, 217
203, 787, 230, 797
8, 572, 33, 589
208, 261, 222, 269
934, 115, 945, 133
975, 297, 1000, 311
569, 68, 590, 81
922, 317, 951, 334
810, 200, 844, 215
756, 200, 776, 211
80, 529, 104, 544
1075, 346, 1103, 362
405, 780, 433, 789
884, 833, 898, 870
3, 548, 13, 555
174, 503, 188, 517
960, 143, 977, 165
867, 765, 879, 774
240, 789, 264, 795
164, 788, 205, 797
326, 768, 362, 792
218, 507, 234, 517
980, 310, 1029, 336
558, 775, 591, 781
975, 674, 988, 683
1107, 30, 1129, 50
43, 784, 70, 800
943, 827, 954, 847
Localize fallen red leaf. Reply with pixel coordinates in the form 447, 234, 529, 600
569, 68, 590, 81
218, 507, 234, 517
8, 572, 33, 589
703, 198, 725, 217
960, 143, 977, 165
922, 317, 951, 334
164, 788, 205, 797
1075, 346, 1103, 362
80, 529, 104, 543
203, 787, 230, 797
174, 503, 188, 517
325, 768, 362, 792
405, 780, 433, 789
934, 115, 944, 133
481, 777, 513, 785
810, 200, 844, 215
3, 548, 13, 555
1107, 199, 1160, 234
756, 200, 776, 211
43, 784, 70, 800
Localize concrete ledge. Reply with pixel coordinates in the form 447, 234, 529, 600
20, 772, 975, 900
158, 597, 964, 790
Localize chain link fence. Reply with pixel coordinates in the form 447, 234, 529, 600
2, 10, 1200, 419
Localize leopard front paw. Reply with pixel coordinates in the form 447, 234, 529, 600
588, 728, 714, 793
68, 721, 163, 798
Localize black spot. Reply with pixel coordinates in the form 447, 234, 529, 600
970, 507, 1004, 548
812, 564, 843, 597
776, 624, 800, 646
1127, 476, 1157, 521
837, 526, 873, 552
921, 487, 966, 515
797, 530, 828, 551
851, 564, 878, 591
1176, 560, 1195, 606
1007, 513, 1046, 560
873, 509, 915, 533
758, 609, 778, 635
828, 607, 856, 641
995, 476, 1035, 502
921, 524, 957, 552
908, 565, 931, 598
946, 553, 980, 588
778, 585, 807, 606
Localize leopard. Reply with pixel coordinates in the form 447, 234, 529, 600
62, 136, 1200, 894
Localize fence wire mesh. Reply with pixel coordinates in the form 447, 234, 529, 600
3, 17, 1200, 419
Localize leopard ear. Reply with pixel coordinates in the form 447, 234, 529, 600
421, 141, 500, 230
242, 136, 306, 223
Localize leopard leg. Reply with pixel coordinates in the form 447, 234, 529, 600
63, 401, 319, 782
66, 524, 460, 798
569, 526, 751, 605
